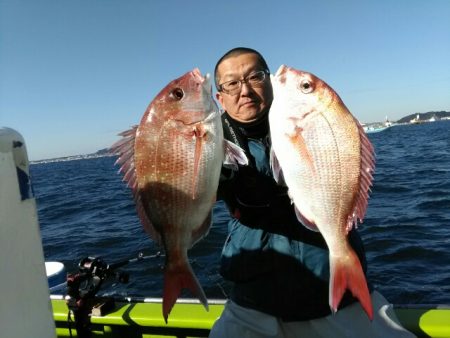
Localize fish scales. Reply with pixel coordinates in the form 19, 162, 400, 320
136, 123, 217, 231
269, 65, 375, 320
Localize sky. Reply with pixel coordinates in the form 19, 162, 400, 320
1, 0, 449, 161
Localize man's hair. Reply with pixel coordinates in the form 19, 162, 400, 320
214, 47, 270, 90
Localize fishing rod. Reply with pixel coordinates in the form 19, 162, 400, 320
65, 251, 163, 338
77, 251, 163, 283
53, 252, 163, 292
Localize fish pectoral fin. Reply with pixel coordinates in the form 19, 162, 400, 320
163, 262, 209, 323
223, 140, 249, 170
269, 148, 286, 185
190, 128, 205, 199
294, 205, 319, 232
290, 131, 315, 173
136, 194, 162, 244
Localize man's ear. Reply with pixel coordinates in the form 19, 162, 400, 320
216, 92, 225, 109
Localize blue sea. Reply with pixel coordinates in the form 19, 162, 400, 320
31, 120, 450, 305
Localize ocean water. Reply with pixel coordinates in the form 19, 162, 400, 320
31, 120, 450, 305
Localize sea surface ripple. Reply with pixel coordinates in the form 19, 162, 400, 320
31, 120, 450, 304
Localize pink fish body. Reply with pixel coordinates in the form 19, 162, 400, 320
269, 65, 375, 320
111, 69, 246, 322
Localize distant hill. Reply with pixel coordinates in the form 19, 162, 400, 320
31, 148, 114, 164
30, 112, 449, 164
95, 148, 111, 155
396, 111, 450, 124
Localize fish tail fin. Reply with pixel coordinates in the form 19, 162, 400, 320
163, 263, 209, 323
330, 249, 373, 320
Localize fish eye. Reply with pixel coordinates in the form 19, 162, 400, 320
170, 88, 184, 100
299, 80, 313, 94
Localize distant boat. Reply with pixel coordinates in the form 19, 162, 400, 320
363, 124, 391, 134
410, 114, 423, 124
361, 116, 393, 134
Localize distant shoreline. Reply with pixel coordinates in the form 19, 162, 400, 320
31, 153, 115, 165
31, 111, 449, 164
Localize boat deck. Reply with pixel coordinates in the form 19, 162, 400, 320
51, 298, 450, 338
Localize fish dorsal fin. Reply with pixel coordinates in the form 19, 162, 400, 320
110, 126, 162, 244
110, 126, 138, 192
347, 122, 376, 233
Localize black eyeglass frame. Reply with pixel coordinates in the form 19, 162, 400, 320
217, 69, 270, 95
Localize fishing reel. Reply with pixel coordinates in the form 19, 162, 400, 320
65, 252, 161, 338
65, 256, 130, 338
67, 256, 129, 300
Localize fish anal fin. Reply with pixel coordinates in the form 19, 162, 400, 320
294, 205, 319, 232
191, 212, 212, 246
223, 140, 248, 170
329, 249, 373, 321
162, 261, 209, 323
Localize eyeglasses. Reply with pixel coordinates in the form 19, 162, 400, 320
218, 70, 269, 95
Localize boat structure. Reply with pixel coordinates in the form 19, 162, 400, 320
410, 114, 425, 124
362, 116, 393, 134
363, 124, 391, 134
1, 126, 450, 338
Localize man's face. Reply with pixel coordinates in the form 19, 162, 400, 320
216, 53, 273, 123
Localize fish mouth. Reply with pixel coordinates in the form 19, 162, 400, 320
191, 68, 204, 82
191, 68, 213, 95
273, 65, 290, 85
275, 65, 289, 78
275, 65, 309, 79
203, 73, 213, 96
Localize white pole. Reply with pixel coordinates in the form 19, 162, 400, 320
0, 127, 56, 338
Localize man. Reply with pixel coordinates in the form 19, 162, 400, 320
209, 47, 415, 338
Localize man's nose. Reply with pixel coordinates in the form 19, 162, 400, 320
240, 81, 252, 95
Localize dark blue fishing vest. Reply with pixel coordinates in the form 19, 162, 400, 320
217, 111, 369, 321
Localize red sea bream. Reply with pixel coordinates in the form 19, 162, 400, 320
110, 69, 247, 322
269, 65, 375, 320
